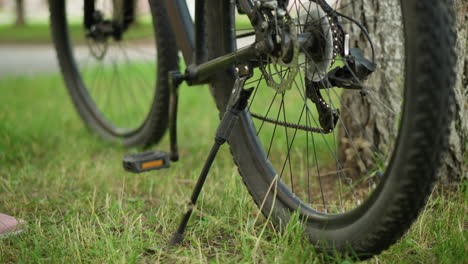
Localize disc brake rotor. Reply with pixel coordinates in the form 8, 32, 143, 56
260, 14, 299, 93
260, 2, 338, 93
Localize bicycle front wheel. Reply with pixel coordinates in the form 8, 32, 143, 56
205, 0, 456, 258
49, 0, 178, 147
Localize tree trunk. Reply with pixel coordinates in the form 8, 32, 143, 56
15, 0, 25, 26
338, 0, 467, 185
338, 0, 403, 178
437, 0, 468, 187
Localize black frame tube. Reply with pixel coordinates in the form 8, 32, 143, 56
194, 0, 206, 64
161, 0, 256, 83
192, 44, 258, 83
162, 0, 196, 64
121, 0, 136, 30
84, 0, 95, 30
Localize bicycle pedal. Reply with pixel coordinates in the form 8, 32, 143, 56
123, 150, 170, 173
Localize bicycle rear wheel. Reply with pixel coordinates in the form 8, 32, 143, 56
49, 0, 178, 147
206, 0, 455, 258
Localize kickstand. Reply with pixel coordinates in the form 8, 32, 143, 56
169, 67, 253, 246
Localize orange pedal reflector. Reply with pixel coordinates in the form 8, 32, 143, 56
142, 159, 164, 169
123, 151, 170, 173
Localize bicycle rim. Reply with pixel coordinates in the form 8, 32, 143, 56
54, 0, 159, 137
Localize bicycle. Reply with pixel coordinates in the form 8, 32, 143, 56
49, 0, 456, 259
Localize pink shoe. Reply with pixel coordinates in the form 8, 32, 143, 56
0, 213, 25, 238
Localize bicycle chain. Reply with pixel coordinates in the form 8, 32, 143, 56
250, 112, 326, 133
330, 15, 345, 62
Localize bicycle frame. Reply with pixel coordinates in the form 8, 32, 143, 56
84, 0, 136, 31
162, 0, 259, 84
83, 0, 343, 86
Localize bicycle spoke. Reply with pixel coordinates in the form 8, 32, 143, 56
236, 0, 404, 213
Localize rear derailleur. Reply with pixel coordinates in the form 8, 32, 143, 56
305, 1, 377, 133
315, 48, 377, 92
306, 47, 376, 134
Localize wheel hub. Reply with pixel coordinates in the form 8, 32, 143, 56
298, 2, 335, 82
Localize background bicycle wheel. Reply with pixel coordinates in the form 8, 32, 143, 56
49, 0, 178, 147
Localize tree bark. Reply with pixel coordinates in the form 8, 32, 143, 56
437, 0, 468, 187
15, 0, 25, 27
338, 0, 467, 185
338, 0, 403, 177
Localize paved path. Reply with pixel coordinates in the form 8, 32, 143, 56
0, 44, 156, 78
0, 45, 60, 78
0, 37, 255, 79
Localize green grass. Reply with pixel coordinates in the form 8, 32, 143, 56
0, 72, 466, 263
0, 22, 155, 44
0, 17, 252, 45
